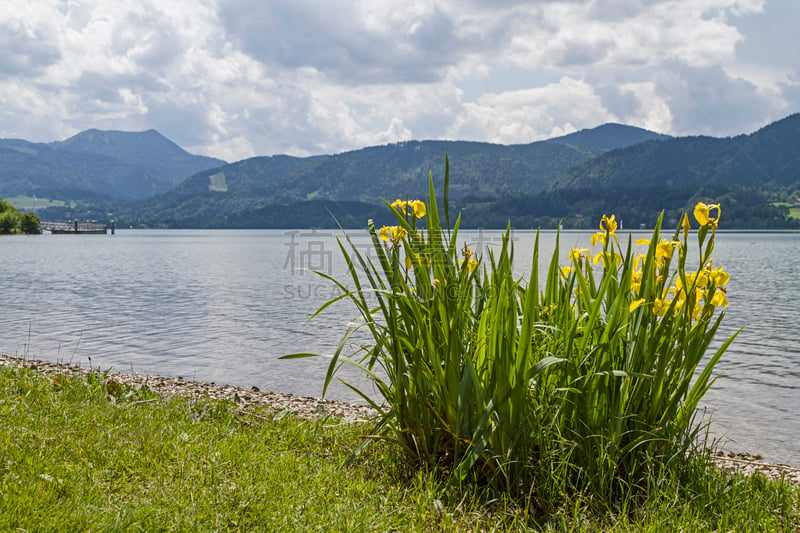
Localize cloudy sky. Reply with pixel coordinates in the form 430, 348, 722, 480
1, 0, 797, 162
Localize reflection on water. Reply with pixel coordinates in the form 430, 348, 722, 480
1, 229, 798, 465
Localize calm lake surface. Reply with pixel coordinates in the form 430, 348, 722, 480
1, 229, 798, 465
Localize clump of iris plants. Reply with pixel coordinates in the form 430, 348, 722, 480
285, 159, 736, 501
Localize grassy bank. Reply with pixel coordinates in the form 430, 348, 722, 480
1, 363, 798, 531
771, 202, 800, 219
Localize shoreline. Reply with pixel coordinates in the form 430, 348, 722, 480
2, 352, 798, 486
0, 353, 376, 421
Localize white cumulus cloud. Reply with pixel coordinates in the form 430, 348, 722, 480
0, 0, 796, 161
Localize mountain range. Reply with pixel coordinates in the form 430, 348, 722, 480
3, 114, 799, 229
0, 129, 225, 200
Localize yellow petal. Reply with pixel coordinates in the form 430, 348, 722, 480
604, 214, 618, 234
694, 202, 710, 226
630, 270, 643, 290
711, 268, 730, 287
709, 203, 721, 224
591, 232, 605, 247
629, 298, 646, 312
392, 226, 408, 241
379, 226, 390, 241
635, 238, 650, 246
411, 199, 426, 218
711, 290, 728, 307
653, 298, 668, 316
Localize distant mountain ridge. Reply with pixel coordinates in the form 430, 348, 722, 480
187, 139, 604, 201
0, 129, 225, 201
112, 122, 673, 226
550, 113, 800, 191
124, 115, 798, 229
171, 122, 670, 205
21, 118, 796, 230
2, 122, 665, 210
117, 138, 612, 226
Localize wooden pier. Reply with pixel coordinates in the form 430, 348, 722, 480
41, 221, 111, 234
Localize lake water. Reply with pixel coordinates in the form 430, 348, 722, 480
1, 229, 798, 465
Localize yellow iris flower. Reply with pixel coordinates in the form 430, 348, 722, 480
694, 202, 721, 227
390, 198, 426, 218
656, 239, 678, 261
600, 214, 617, 234
653, 298, 669, 316
591, 214, 618, 247
709, 267, 730, 287
710, 290, 728, 307
569, 248, 589, 262
379, 225, 408, 246
410, 200, 426, 218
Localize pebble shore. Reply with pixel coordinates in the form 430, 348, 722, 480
2, 353, 798, 487
0, 353, 376, 421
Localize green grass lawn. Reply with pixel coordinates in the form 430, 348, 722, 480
1, 364, 797, 531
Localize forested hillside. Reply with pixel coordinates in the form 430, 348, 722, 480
552, 114, 800, 193
97, 137, 607, 227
